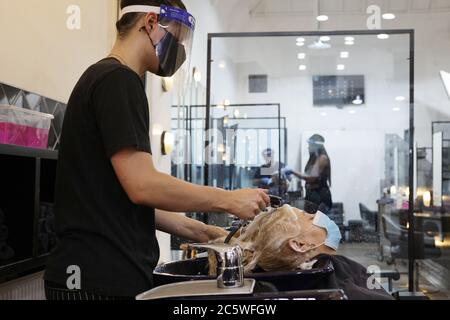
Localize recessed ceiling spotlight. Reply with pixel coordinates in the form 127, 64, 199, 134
296, 42, 305, 47
377, 33, 390, 40
299, 65, 307, 71
345, 37, 355, 42
348, 109, 357, 115
317, 15, 329, 22
296, 37, 305, 43
297, 53, 306, 60
321, 112, 328, 117
320, 36, 331, 42
383, 13, 396, 20
395, 96, 406, 101
337, 64, 345, 71
218, 61, 226, 69
345, 41, 355, 46
393, 107, 401, 112
340, 51, 349, 58
308, 40, 331, 50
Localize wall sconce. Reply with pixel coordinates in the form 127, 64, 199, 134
162, 77, 174, 92
161, 131, 175, 155
423, 191, 432, 207
193, 67, 202, 83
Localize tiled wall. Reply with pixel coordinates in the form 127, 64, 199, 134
0, 82, 67, 150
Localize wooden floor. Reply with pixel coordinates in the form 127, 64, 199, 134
338, 242, 450, 300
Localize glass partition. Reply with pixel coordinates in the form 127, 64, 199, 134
207, 31, 414, 292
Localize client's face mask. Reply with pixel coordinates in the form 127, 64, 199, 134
154, 30, 186, 77
311, 211, 342, 251
296, 211, 341, 253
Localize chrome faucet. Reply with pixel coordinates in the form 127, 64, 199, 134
188, 243, 244, 289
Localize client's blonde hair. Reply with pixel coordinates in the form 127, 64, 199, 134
209, 205, 318, 275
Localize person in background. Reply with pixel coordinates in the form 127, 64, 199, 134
289, 135, 332, 213
253, 148, 289, 196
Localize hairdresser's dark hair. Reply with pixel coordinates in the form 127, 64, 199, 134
117, 0, 186, 38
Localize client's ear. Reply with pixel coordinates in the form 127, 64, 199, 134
288, 239, 309, 253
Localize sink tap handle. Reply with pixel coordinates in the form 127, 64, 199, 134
188, 243, 244, 289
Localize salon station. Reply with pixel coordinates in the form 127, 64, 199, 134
1, 0, 450, 301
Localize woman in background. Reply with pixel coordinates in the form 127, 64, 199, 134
290, 134, 332, 213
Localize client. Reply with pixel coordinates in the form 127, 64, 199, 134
209, 205, 393, 300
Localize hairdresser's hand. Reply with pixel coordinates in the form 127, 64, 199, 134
205, 225, 229, 241
226, 189, 270, 221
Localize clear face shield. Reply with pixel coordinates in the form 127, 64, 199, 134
119, 5, 196, 80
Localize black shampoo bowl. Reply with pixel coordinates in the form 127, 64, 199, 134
154, 256, 334, 292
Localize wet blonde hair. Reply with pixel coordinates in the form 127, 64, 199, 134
209, 205, 319, 275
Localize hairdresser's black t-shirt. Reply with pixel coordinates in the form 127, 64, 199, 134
44, 58, 159, 297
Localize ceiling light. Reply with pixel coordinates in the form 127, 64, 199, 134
345, 37, 355, 42
321, 112, 328, 117
296, 37, 305, 43
382, 13, 396, 20
337, 64, 345, 71
352, 95, 363, 105
297, 53, 306, 60
348, 109, 356, 115
299, 65, 307, 71
320, 36, 331, 42
296, 42, 305, 47
340, 51, 349, 58
377, 34, 390, 40
317, 15, 329, 22
218, 61, 226, 69
345, 41, 354, 46
395, 96, 406, 102
308, 40, 331, 50
393, 107, 400, 112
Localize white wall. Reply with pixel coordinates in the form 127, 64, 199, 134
0, 0, 117, 103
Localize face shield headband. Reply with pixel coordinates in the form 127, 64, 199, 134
119, 5, 196, 77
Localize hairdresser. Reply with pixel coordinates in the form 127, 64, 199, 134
44, 0, 269, 300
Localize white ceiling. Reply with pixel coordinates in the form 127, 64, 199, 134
213, 34, 410, 80
219, 0, 450, 16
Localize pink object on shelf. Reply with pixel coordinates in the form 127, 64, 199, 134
0, 122, 50, 148
0, 105, 54, 149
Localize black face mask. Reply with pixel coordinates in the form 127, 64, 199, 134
155, 31, 186, 77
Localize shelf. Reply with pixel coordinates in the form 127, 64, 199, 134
0, 144, 58, 160
0, 255, 49, 284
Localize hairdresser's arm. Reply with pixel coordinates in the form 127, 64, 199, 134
111, 148, 270, 220
291, 155, 329, 183
155, 210, 228, 243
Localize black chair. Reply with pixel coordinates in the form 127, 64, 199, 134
327, 203, 346, 241
359, 203, 379, 242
